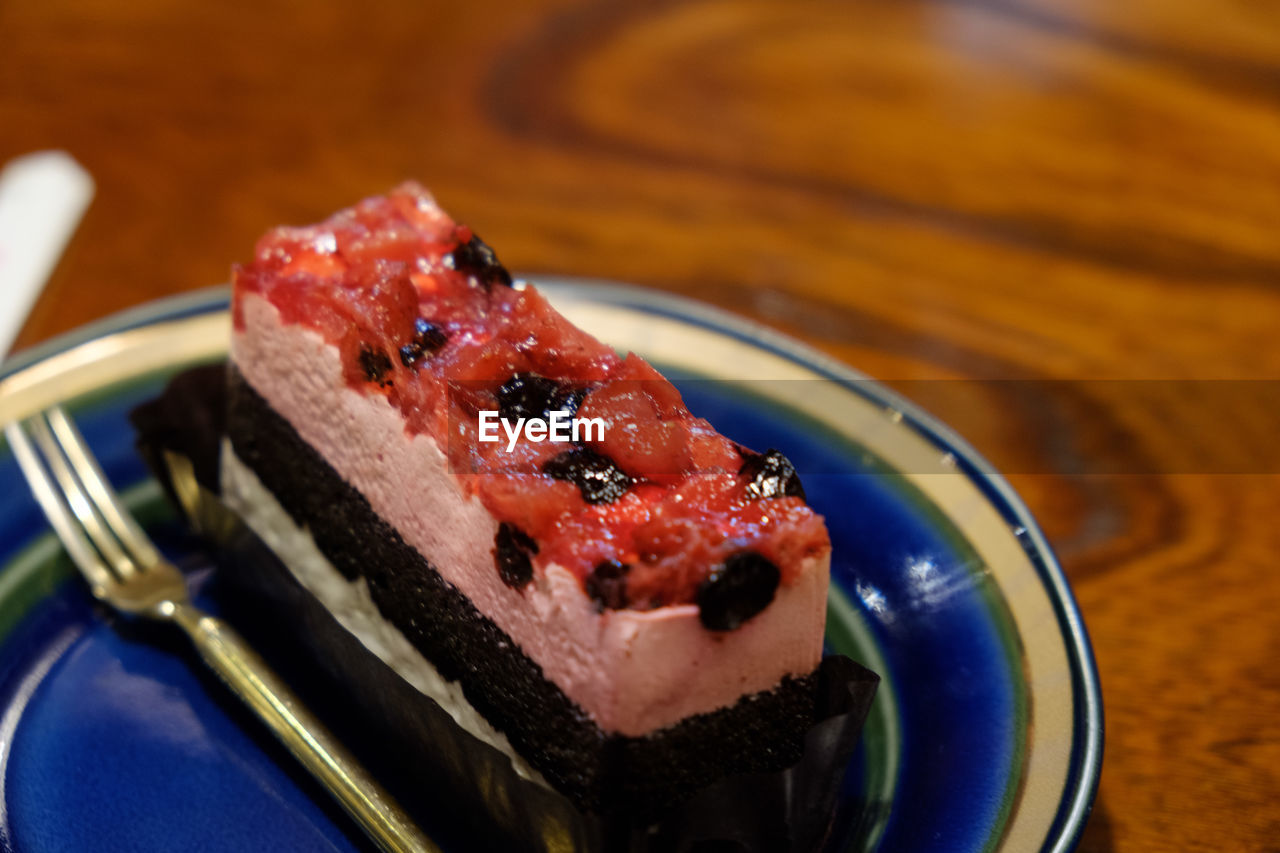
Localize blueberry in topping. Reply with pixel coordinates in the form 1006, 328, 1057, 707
585, 560, 629, 611
560, 387, 588, 417
498, 372, 585, 421
448, 234, 512, 290
494, 522, 538, 589
697, 551, 781, 631
542, 448, 632, 504
498, 372, 560, 420
358, 345, 393, 386
399, 318, 449, 367
739, 448, 806, 502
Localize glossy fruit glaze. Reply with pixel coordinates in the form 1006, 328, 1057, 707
233, 184, 828, 612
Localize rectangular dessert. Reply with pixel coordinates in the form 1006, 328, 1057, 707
221, 184, 834, 814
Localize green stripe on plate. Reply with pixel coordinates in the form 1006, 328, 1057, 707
0, 480, 170, 645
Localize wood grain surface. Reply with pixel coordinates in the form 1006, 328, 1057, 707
4, 1, 1278, 850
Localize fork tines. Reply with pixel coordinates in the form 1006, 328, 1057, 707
5, 407, 160, 593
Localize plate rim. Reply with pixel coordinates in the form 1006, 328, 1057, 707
0, 279, 1103, 852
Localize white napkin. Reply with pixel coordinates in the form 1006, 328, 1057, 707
0, 151, 95, 357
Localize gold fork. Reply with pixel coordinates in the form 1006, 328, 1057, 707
5, 406, 436, 853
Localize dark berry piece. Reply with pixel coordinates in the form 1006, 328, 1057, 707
497, 372, 585, 421
448, 234, 512, 290
358, 345, 393, 386
739, 448, 806, 502
494, 522, 538, 589
560, 387, 588, 418
498, 373, 560, 420
399, 318, 449, 367
542, 448, 633, 505
585, 560, 629, 611
697, 551, 781, 631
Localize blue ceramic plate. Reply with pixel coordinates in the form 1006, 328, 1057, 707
0, 282, 1101, 852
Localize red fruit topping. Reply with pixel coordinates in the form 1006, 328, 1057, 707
234, 183, 829, 607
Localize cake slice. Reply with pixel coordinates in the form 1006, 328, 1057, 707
222, 183, 833, 812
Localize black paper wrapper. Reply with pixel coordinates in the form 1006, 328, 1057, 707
130, 364, 880, 853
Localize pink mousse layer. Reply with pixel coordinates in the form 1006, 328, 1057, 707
231, 293, 828, 736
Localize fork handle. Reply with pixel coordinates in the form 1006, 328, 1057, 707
168, 602, 437, 853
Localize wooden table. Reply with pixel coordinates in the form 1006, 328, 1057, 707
5, 1, 1278, 849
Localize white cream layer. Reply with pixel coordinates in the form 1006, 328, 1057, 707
232, 293, 828, 736
221, 443, 543, 782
